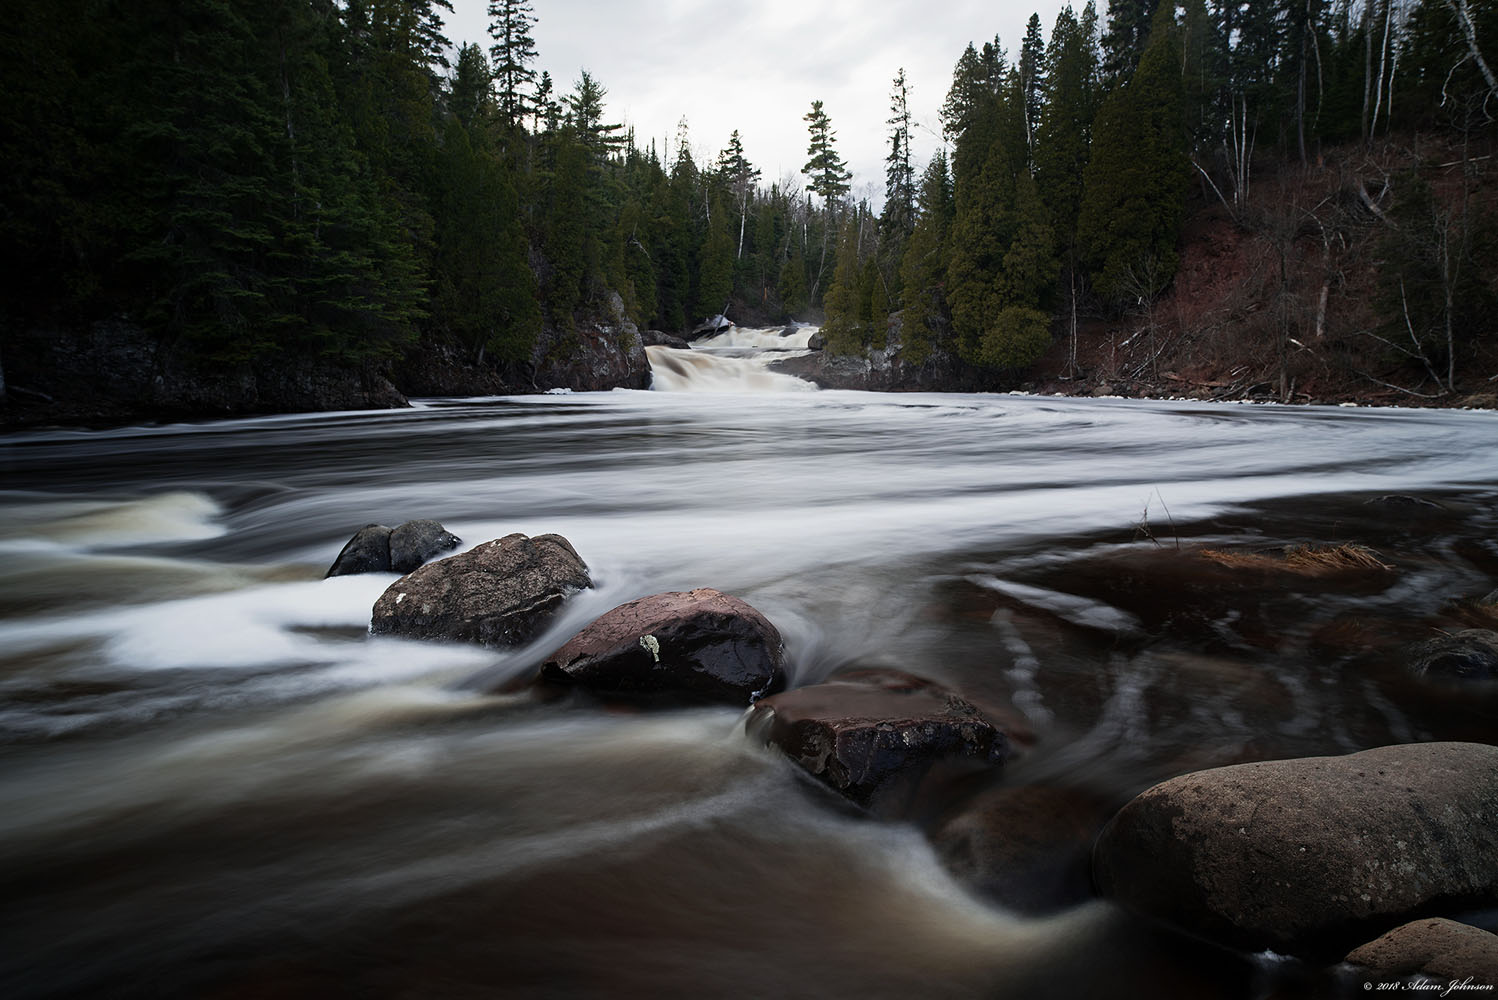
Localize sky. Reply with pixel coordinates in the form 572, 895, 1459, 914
444, 0, 1071, 201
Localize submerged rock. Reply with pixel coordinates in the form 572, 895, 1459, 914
327, 523, 394, 577
540, 588, 785, 705
747, 669, 1012, 818
388, 519, 461, 574
1092, 742, 1498, 955
929, 782, 1124, 914
1409, 628, 1498, 682
370, 533, 590, 647
1346, 918, 1498, 985
327, 519, 460, 577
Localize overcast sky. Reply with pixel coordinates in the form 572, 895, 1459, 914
444, 0, 1071, 200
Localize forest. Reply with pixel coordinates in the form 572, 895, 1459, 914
1, 0, 1495, 401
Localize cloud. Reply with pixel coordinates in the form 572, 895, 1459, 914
444, 0, 1068, 198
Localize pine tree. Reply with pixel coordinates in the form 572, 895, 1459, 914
487, 0, 537, 130
433, 117, 539, 363
1019, 13, 1046, 159
717, 130, 761, 261
1102, 0, 1161, 87
822, 216, 867, 354
566, 71, 625, 158
899, 152, 955, 364
882, 70, 916, 241
1078, 2, 1190, 305
801, 100, 852, 206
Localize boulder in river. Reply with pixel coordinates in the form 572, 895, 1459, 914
1345, 918, 1498, 985
540, 588, 785, 705
370, 533, 590, 647
929, 781, 1124, 914
689, 314, 732, 339
747, 669, 1012, 818
1092, 742, 1498, 956
388, 519, 461, 574
1409, 628, 1498, 682
327, 523, 393, 577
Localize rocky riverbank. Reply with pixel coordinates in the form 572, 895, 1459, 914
0, 296, 649, 428
327, 514, 1498, 991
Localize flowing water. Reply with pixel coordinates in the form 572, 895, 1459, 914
2, 328, 1497, 997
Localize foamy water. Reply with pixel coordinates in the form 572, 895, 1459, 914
1, 383, 1495, 996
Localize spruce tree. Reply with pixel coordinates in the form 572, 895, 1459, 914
1019, 13, 1046, 159
801, 101, 852, 206
821, 216, 867, 354
1077, 1, 1190, 305
1102, 0, 1161, 87
899, 152, 955, 364
487, 0, 538, 130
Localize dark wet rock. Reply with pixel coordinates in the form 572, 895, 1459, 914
388, 519, 461, 574
768, 312, 999, 393
4, 320, 409, 427
930, 782, 1123, 914
806, 331, 826, 351
779, 325, 800, 339
689, 314, 732, 339
1409, 629, 1498, 681
640, 330, 691, 350
540, 588, 785, 705
1093, 742, 1498, 956
327, 519, 460, 577
1364, 494, 1447, 513
746, 669, 1012, 819
370, 533, 590, 647
326, 524, 393, 577
1346, 918, 1498, 985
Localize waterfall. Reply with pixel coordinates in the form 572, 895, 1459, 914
647, 326, 819, 393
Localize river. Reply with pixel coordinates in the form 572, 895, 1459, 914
2, 329, 1496, 997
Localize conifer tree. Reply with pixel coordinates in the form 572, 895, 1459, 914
1019, 13, 1046, 158
822, 216, 867, 354
1078, 1, 1189, 304
1102, 0, 1161, 87
717, 130, 761, 260
882, 69, 916, 239
899, 152, 955, 364
487, 0, 538, 130
801, 101, 852, 206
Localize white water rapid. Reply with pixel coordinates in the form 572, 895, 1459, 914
646, 324, 819, 392
1, 381, 1496, 998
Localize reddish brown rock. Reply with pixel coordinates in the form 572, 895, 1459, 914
930, 782, 1124, 914
1347, 918, 1498, 985
370, 533, 590, 647
1093, 742, 1498, 956
747, 669, 1012, 818
540, 588, 785, 705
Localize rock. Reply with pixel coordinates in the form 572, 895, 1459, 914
779, 326, 800, 339
929, 782, 1123, 914
768, 312, 998, 393
689, 314, 732, 339
326, 523, 393, 577
1346, 918, 1498, 985
1410, 629, 1498, 682
746, 669, 1012, 818
1093, 742, 1498, 955
640, 330, 691, 350
540, 588, 785, 705
370, 533, 590, 647
388, 519, 461, 574
806, 331, 826, 351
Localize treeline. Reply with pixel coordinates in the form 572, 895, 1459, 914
1, 0, 1493, 384
0, 0, 859, 369
823, 0, 1498, 379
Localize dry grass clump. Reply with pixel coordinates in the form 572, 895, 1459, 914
1199, 543, 1393, 576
